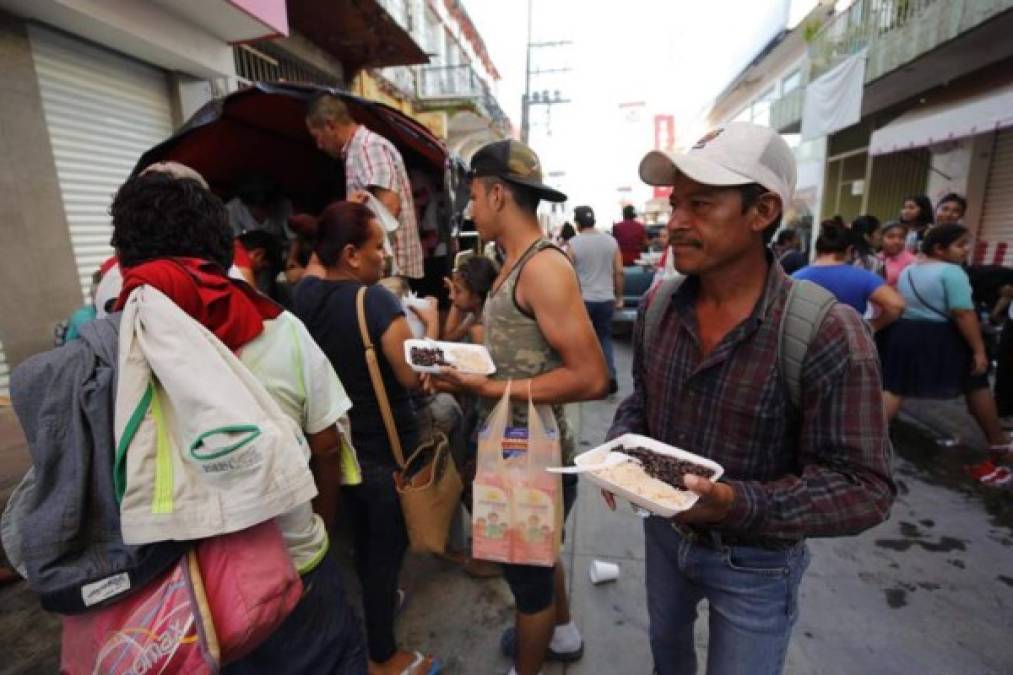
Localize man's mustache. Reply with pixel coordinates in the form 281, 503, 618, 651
670, 238, 703, 248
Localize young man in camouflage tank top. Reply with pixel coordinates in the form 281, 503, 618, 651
429, 140, 608, 675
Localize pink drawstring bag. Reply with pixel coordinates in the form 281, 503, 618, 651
61, 520, 302, 673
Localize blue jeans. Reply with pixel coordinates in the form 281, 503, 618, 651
644, 517, 809, 675
584, 300, 616, 378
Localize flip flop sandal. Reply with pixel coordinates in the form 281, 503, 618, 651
398, 651, 442, 675
394, 588, 409, 617
499, 626, 584, 663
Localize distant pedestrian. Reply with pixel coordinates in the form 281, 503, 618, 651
557, 222, 576, 253
225, 174, 294, 243
305, 94, 424, 279
237, 229, 289, 307
881, 224, 1011, 485
935, 192, 968, 226
793, 220, 904, 330
878, 221, 916, 287
849, 214, 885, 276
610, 122, 894, 675
613, 204, 648, 266
569, 205, 623, 394
771, 228, 806, 274
899, 194, 934, 252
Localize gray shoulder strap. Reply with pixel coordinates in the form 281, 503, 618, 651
643, 276, 686, 351
778, 279, 836, 410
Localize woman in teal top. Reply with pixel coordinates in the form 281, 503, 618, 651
881, 224, 1011, 471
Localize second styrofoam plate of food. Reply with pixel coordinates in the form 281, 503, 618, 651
404, 339, 496, 375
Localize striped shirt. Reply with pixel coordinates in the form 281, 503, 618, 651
608, 258, 895, 542
343, 125, 424, 279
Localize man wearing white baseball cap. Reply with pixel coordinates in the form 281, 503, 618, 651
606, 122, 895, 675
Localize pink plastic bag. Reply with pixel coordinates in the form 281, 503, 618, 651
472, 381, 563, 567
61, 520, 303, 673
198, 519, 303, 663
61, 551, 217, 675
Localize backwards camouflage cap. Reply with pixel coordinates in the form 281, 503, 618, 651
469, 140, 567, 203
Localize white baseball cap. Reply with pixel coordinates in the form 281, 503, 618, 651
639, 122, 797, 210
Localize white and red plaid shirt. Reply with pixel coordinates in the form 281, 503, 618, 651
343, 125, 424, 278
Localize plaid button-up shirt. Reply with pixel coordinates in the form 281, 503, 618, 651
343, 126, 424, 279
609, 258, 895, 541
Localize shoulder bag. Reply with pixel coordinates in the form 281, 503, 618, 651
356, 286, 463, 554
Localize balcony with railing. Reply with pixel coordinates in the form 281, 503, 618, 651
416, 64, 485, 99
770, 86, 805, 133
416, 64, 510, 127
809, 0, 1013, 82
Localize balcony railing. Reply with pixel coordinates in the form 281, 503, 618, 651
379, 65, 418, 99
770, 87, 804, 133
809, 0, 1013, 82
416, 64, 485, 99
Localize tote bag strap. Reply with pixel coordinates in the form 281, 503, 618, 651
356, 286, 406, 469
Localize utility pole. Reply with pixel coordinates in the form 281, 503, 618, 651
521, 0, 532, 143
520, 0, 571, 143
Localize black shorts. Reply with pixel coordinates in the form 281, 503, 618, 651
502, 474, 578, 614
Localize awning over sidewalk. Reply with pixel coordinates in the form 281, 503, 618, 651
870, 81, 1013, 156
289, 0, 428, 76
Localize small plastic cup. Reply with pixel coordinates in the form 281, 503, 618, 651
588, 559, 620, 584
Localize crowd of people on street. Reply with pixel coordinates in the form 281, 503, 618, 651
3, 84, 1008, 675
766, 192, 1013, 487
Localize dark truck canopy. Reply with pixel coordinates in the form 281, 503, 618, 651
132, 81, 457, 216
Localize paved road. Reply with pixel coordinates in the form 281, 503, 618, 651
2, 338, 1012, 674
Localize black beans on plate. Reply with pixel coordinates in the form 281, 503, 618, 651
618, 445, 715, 490
410, 346, 451, 367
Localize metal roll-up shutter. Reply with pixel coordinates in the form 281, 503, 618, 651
978, 129, 1013, 267
29, 25, 174, 300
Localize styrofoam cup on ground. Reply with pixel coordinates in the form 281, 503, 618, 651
588, 559, 620, 584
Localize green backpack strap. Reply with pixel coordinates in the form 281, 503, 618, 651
642, 275, 834, 412
778, 279, 836, 410
642, 276, 687, 353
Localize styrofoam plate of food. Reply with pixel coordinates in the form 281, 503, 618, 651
404, 339, 496, 375
571, 434, 724, 517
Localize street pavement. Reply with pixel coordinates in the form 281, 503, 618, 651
1, 338, 1012, 674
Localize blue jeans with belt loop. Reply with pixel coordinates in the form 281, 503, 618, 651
643, 516, 810, 675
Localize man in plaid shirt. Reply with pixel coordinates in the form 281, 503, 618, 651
606, 123, 895, 675
306, 94, 425, 279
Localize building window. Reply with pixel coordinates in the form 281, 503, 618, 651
751, 86, 776, 127
425, 8, 443, 63
233, 43, 341, 88
782, 68, 802, 94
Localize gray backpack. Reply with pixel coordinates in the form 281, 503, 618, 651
643, 277, 836, 409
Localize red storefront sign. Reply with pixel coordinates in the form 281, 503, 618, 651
653, 114, 675, 199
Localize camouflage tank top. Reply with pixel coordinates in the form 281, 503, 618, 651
481, 238, 575, 463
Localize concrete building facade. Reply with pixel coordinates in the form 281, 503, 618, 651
0, 0, 456, 396
765, 0, 1013, 265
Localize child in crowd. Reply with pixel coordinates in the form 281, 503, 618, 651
442, 255, 498, 344
878, 221, 917, 287
435, 254, 501, 577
